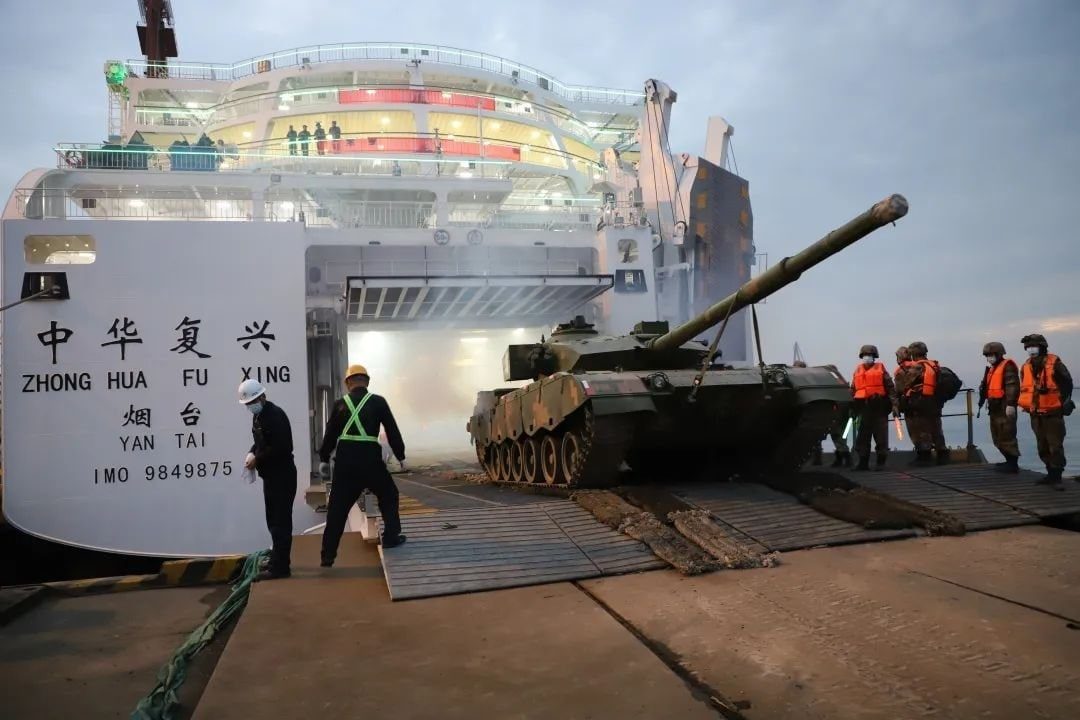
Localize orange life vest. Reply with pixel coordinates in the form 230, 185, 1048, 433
904, 359, 938, 397
984, 359, 1016, 400
1019, 354, 1062, 414
853, 362, 887, 399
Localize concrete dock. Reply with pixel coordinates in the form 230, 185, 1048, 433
4, 463, 1080, 719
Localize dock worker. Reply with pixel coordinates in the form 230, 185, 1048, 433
1018, 334, 1074, 488
239, 379, 297, 580
285, 125, 298, 155
978, 341, 1021, 473
801, 361, 852, 468
298, 124, 311, 156
850, 345, 899, 471
318, 364, 408, 567
898, 341, 948, 466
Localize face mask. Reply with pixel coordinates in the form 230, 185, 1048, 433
986, 355, 998, 366
248, 401, 264, 415
1026, 347, 1040, 357
861, 355, 875, 365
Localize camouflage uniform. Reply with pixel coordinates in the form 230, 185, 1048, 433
899, 342, 948, 465
977, 342, 1020, 471
1019, 334, 1074, 485
893, 347, 916, 444
849, 345, 899, 470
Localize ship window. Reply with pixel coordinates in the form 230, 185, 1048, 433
24, 235, 96, 265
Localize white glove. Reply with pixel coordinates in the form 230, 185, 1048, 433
318, 462, 331, 479
244, 452, 256, 469
398, 459, 408, 472
1005, 406, 1016, 419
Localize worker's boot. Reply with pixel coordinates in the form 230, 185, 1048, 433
936, 449, 951, 466
830, 452, 844, 468
1036, 468, 1064, 490
843, 451, 853, 468
874, 453, 887, 471
382, 534, 408, 549
854, 455, 870, 472
994, 456, 1019, 474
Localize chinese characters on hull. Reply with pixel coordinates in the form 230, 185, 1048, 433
236, 320, 276, 351
37, 321, 73, 365
101, 317, 143, 361
171, 317, 211, 358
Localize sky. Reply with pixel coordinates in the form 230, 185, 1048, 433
1, 0, 1078, 384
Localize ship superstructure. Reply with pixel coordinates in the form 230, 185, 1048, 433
2, 37, 756, 555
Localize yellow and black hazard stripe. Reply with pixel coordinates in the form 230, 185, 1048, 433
44, 555, 247, 596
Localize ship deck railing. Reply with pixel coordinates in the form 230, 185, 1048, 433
11, 188, 600, 231
121, 42, 645, 107
132, 85, 638, 148
54, 132, 604, 178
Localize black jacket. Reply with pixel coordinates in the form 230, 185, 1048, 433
250, 401, 294, 474
318, 388, 405, 463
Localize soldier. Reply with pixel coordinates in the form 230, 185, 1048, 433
893, 346, 916, 444
1018, 334, 1074, 487
850, 345, 899, 471
978, 341, 1021, 473
799, 361, 852, 467
898, 341, 949, 466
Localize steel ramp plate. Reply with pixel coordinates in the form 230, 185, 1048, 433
907, 465, 1080, 518
673, 482, 916, 552
837, 470, 1039, 531
378, 501, 665, 600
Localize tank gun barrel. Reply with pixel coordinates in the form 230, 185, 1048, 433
648, 194, 909, 352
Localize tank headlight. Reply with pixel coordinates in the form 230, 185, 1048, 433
649, 373, 669, 391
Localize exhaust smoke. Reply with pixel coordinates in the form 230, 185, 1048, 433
348, 327, 543, 454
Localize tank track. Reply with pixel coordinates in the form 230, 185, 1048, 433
767, 401, 837, 473
477, 404, 636, 489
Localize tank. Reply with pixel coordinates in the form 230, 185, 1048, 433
467, 194, 909, 487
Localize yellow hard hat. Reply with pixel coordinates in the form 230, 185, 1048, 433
344, 364, 369, 381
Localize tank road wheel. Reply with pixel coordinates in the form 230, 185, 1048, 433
509, 439, 525, 483
560, 429, 583, 484
499, 441, 513, 482
540, 434, 562, 485
521, 437, 541, 483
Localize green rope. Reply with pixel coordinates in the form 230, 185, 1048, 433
131, 550, 268, 720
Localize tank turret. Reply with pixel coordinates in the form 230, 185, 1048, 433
503, 194, 908, 381
470, 195, 909, 488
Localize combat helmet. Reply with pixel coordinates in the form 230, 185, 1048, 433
982, 341, 1006, 356
895, 346, 911, 362
908, 341, 928, 357
1021, 333, 1048, 349
858, 344, 879, 358
792, 360, 808, 368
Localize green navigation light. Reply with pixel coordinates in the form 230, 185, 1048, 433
105, 62, 126, 86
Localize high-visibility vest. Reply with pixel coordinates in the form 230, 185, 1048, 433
984, 359, 1017, 400
853, 362, 887, 399
339, 393, 380, 442
1019, 354, 1062, 414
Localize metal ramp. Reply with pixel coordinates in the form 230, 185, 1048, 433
673, 482, 916, 552
837, 470, 1039, 531
377, 501, 665, 601
906, 465, 1080, 518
